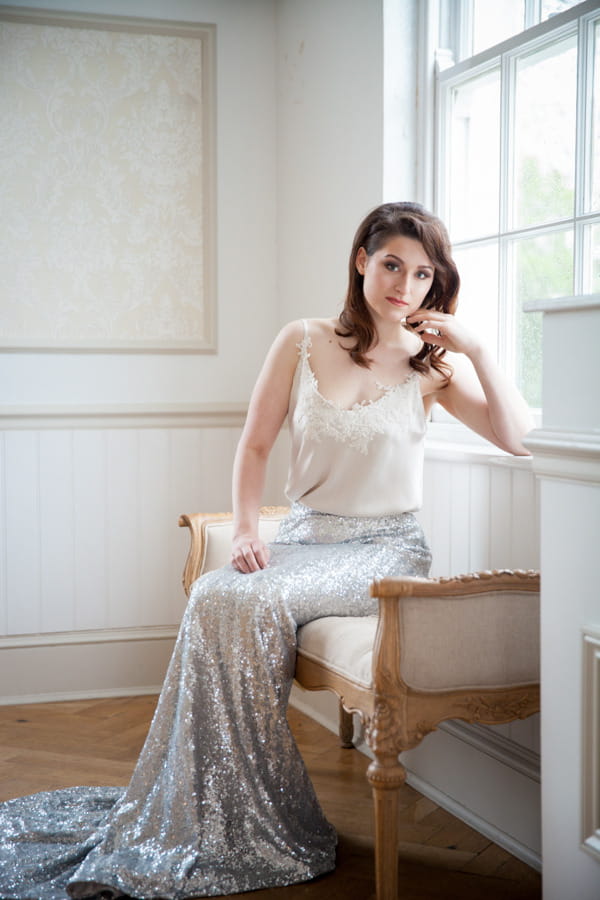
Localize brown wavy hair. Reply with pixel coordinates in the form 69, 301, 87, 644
336, 201, 460, 378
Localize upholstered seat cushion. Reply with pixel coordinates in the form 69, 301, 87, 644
298, 588, 539, 692
297, 617, 377, 687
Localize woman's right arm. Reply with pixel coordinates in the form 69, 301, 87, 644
231, 320, 304, 573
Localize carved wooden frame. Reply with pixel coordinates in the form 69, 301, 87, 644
179, 511, 540, 900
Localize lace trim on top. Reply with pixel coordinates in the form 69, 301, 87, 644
294, 334, 422, 455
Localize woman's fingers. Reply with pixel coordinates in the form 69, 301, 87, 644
406, 312, 478, 356
231, 539, 270, 573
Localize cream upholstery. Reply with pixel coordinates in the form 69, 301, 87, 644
200, 515, 284, 573
179, 508, 540, 900
298, 617, 376, 688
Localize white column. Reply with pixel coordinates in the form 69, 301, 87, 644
524, 294, 600, 900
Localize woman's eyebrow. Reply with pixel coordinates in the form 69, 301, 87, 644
383, 253, 434, 271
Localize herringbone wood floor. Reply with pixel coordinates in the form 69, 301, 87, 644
0, 695, 541, 899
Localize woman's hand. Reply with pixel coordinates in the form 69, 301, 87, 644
231, 534, 270, 574
407, 310, 533, 455
406, 311, 481, 359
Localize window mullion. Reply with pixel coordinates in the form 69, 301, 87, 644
499, 50, 516, 381
434, 77, 449, 223
458, 0, 474, 61
574, 12, 597, 293
524, 0, 541, 30
418, 0, 442, 209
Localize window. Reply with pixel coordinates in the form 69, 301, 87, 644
431, 0, 599, 409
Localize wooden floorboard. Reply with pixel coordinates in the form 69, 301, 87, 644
0, 696, 541, 899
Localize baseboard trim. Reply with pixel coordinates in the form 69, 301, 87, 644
404, 770, 542, 872
0, 685, 162, 706
439, 720, 540, 783
0, 629, 177, 705
0, 625, 179, 650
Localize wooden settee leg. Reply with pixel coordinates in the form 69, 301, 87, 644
367, 756, 405, 900
339, 704, 354, 748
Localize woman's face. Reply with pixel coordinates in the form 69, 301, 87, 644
356, 234, 434, 325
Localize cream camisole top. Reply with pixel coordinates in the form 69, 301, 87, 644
285, 320, 427, 517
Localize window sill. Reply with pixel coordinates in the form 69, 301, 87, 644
425, 420, 534, 470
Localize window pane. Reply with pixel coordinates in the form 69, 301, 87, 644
592, 21, 600, 212
472, 0, 524, 55
513, 34, 577, 228
541, 0, 587, 21
585, 223, 600, 293
448, 68, 500, 241
453, 243, 499, 358
513, 229, 574, 406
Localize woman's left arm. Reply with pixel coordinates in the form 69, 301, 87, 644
407, 311, 534, 456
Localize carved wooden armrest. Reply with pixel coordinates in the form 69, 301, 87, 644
368, 568, 541, 753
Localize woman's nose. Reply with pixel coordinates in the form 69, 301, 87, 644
395, 274, 410, 294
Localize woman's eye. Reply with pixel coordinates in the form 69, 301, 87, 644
385, 262, 399, 271
416, 271, 431, 280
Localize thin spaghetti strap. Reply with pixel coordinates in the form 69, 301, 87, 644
302, 318, 308, 339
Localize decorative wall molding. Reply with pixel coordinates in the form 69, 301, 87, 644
0, 7, 216, 352
0, 403, 248, 429
582, 627, 600, 862
0, 628, 177, 706
524, 428, 600, 483
0, 623, 178, 650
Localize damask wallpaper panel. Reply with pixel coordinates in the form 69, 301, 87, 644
0, 8, 216, 351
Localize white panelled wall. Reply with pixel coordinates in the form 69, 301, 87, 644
0, 413, 288, 703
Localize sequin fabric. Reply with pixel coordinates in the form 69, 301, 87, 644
0, 503, 431, 900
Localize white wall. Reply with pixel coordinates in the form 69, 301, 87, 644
526, 296, 600, 900
0, 0, 279, 406
275, 0, 420, 327
276, 0, 386, 325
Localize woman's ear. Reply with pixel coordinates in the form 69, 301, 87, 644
355, 247, 367, 275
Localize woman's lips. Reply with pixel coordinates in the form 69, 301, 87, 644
386, 296, 408, 307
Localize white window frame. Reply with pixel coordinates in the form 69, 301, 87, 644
419, 0, 600, 445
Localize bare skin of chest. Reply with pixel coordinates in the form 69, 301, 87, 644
306, 318, 436, 409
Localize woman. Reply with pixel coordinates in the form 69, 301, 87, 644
0, 202, 532, 899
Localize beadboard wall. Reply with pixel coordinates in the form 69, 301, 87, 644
0, 408, 287, 703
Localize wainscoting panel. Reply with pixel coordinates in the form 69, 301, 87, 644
420, 451, 540, 753
419, 453, 539, 578
0, 409, 261, 701
0, 406, 295, 702
1, 422, 258, 637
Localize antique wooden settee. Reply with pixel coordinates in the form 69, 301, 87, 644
179, 506, 540, 900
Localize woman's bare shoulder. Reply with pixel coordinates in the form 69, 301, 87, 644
303, 317, 341, 342
266, 319, 306, 358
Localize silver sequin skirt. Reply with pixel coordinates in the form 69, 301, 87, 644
0, 503, 430, 899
